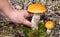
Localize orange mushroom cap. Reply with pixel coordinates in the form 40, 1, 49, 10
45, 21, 55, 30
28, 4, 46, 13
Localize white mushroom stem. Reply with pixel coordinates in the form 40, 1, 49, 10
31, 14, 40, 30
47, 29, 51, 34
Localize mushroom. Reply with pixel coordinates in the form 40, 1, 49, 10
45, 21, 55, 34
28, 4, 46, 30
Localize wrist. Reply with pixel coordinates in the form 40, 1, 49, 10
0, 0, 14, 14
3, 7, 13, 13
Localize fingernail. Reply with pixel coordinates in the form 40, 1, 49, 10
31, 23, 34, 28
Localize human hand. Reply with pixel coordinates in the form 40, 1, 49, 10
1, 9, 34, 28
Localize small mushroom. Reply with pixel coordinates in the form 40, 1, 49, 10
45, 21, 55, 34
28, 4, 46, 30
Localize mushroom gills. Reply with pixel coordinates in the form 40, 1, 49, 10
31, 14, 40, 30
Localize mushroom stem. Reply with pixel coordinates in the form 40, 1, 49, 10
31, 13, 40, 30
47, 29, 51, 34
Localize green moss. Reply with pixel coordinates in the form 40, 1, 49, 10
38, 23, 49, 37
15, 22, 49, 37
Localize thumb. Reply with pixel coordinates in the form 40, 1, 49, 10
23, 18, 34, 28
